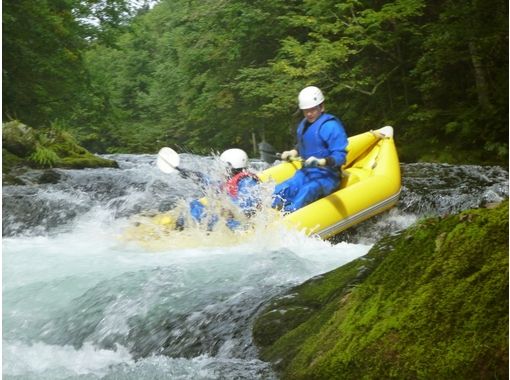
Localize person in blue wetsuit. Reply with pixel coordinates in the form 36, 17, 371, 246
272, 86, 348, 212
184, 148, 260, 230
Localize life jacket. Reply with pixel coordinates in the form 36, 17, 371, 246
225, 171, 259, 198
297, 113, 340, 159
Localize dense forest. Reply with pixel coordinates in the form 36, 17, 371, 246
3, 0, 508, 164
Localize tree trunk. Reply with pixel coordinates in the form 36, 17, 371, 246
469, 41, 492, 111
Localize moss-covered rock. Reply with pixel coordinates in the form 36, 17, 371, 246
2, 120, 37, 157
2, 121, 118, 184
254, 201, 509, 379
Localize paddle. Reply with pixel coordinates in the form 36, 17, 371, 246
276, 152, 304, 163
156, 147, 181, 174
258, 141, 304, 164
259, 146, 304, 164
156, 147, 207, 181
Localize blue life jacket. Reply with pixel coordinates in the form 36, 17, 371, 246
297, 113, 340, 159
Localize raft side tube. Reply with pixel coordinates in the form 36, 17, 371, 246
280, 134, 401, 238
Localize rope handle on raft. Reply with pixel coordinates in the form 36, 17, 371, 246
370, 126, 394, 139
369, 130, 387, 139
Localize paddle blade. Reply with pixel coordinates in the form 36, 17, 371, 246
157, 147, 180, 174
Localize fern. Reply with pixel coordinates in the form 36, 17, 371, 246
29, 145, 59, 167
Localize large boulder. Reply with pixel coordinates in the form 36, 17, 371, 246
254, 201, 509, 379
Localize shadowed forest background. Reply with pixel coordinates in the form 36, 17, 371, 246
3, 0, 508, 164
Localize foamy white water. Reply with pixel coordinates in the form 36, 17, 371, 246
3, 213, 370, 380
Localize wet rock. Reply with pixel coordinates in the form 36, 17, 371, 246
2, 120, 37, 157
37, 169, 62, 184
254, 201, 509, 379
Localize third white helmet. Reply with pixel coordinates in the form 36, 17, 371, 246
298, 86, 325, 109
220, 148, 248, 169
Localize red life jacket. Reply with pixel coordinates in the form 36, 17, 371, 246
225, 171, 259, 197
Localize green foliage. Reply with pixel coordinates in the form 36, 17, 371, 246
403, 0, 508, 164
2, 121, 118, 177
29, 145, 60, 167
3, 0, 508, 163
2, 0, 87, 126
2, 0, 136, 128
254, 201, 509, 379
78, 0, 344, 152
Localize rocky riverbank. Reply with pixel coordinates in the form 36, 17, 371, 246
3, 121, 118, 185
253, 201, 509, 379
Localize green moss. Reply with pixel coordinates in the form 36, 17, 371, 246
254, 201, 509, 379
2, 148, 26, 171
3, 121, 118, 182
2, 120, 37, 157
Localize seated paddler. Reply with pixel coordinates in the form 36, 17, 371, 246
178, 148, 260, 230
272, 86, 348, 212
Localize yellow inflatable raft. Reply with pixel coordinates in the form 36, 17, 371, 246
122, 126, 400, 247
258, 125, 401, 239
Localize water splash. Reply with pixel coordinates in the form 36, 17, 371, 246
3, 209, 368, 379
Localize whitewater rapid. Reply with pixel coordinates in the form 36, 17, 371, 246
2, 154, 508, 379
3, 220, 371, 379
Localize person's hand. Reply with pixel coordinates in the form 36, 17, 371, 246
280, 149, 299, 161
304, 156, 327, 167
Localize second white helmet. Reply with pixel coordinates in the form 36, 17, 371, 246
220, 148, 248, 169
298, 86, 324, 109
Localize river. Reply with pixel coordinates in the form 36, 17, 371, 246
2, 154, 508, 379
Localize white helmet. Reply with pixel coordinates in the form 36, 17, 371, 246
220, 148, 248, 169
298, 86, 325, 109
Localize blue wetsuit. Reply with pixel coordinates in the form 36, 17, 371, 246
272, 113, 348, 212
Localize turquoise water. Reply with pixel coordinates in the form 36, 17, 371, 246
3, 220, 370, 379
